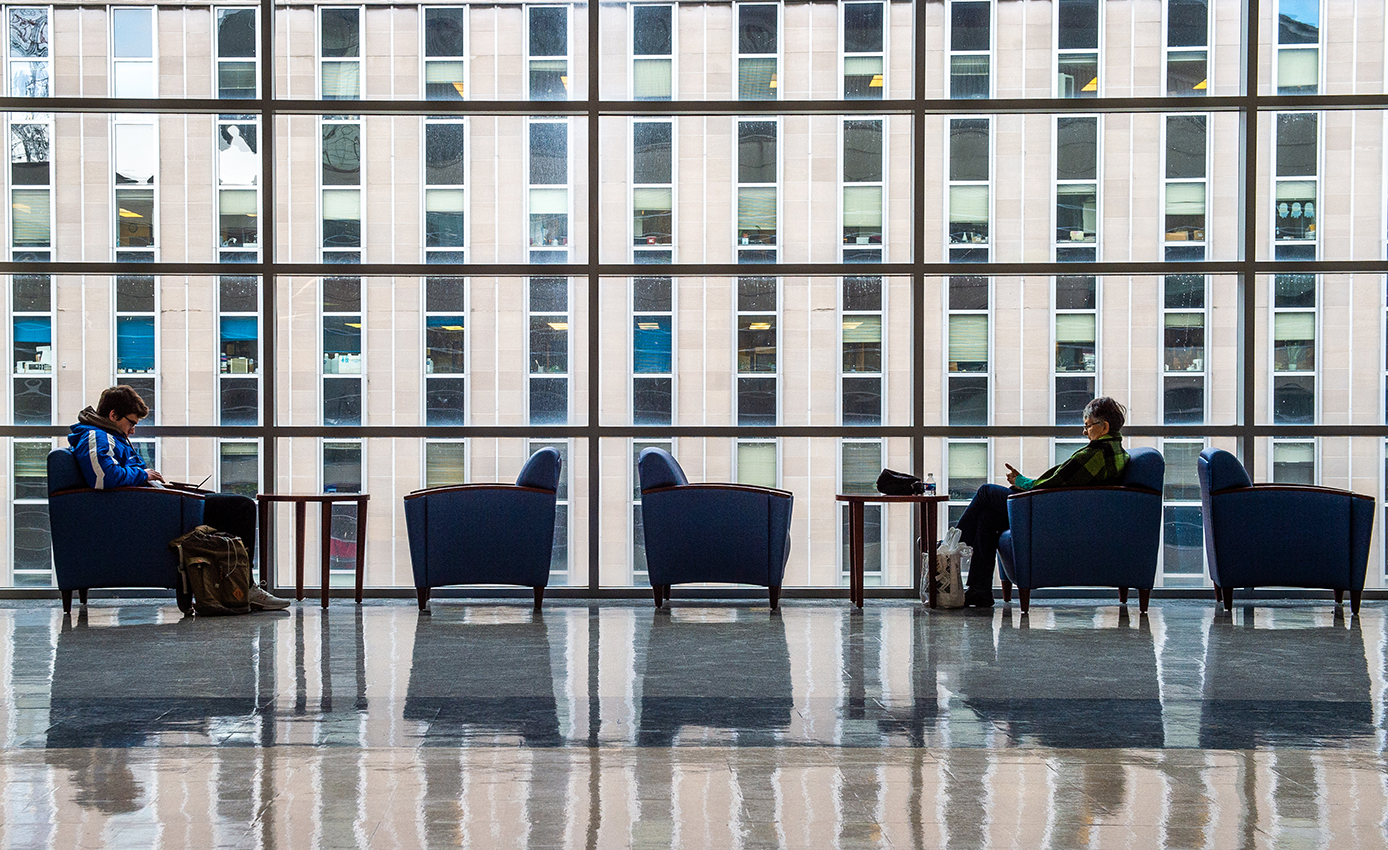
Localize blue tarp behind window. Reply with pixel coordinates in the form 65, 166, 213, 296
116, 316, 155, 372
220, 316, 257, 341
633, 316, 671, 374
13, 317, 49, 343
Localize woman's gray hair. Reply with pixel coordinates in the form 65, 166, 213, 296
1083, 397, 1127, 434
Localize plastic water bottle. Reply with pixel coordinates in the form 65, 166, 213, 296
924, 473, 936, 496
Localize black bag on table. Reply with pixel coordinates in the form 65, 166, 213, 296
169, 525, 252, 616
876, 468, 925, 496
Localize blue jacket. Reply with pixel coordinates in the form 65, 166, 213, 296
66, 407, 149, 489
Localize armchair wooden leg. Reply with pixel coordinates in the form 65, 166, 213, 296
61, 589, 72, 614
415, 587, 430, 612
652, 584, 663, 608
1221, 585, 1234, 612
1018, 588, 1030, 614
78, 588, 88, 605
1138, 588, 1151, 614
1212, 584, 1221, 603
1351, 589, 1363, 615
533, 587, 544, 612
1335, 589, 1345, 605
1001, 579, 1012, 604
769, 586, 781, 611
1119, 586, 1129, 606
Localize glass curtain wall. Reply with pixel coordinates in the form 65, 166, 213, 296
0, 1, 1386, 594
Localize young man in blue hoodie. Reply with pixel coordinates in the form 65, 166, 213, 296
67, 385, 290, 611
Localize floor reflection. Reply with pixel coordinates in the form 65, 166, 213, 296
0, 600, 1383, 849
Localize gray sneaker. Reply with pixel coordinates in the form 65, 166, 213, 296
249, 584, 292, 611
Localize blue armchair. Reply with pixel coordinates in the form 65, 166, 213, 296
47, 448, 204, 614
404, 447, 562, 611
637, 447, 793, 608
1198, 447, 1374, 613
997, 446, 1165, 613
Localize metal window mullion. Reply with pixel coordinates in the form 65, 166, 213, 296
1237, 0, 1260, 469
587, 0, 600, 593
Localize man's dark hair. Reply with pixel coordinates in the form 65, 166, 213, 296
96, 385, 150, 420
1083, 397, 1126, 435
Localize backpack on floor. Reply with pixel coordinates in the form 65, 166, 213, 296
169, 525, 252, 616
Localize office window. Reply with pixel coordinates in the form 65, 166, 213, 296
323, 440, 362, 583
737, 2, 777, 100
1056, 0, 1099, 98
424, 7, 465, 100
424, 120, 465, 262
529, 5, 568, 101
842, 276, 882, 426
114, 120, 155, 262
1055, 276, 1096, 424
111, 7, 153, 98
633, 120, 672, 259
531, 439, 570, 581
949, 0, 990, 98
1165, 115, 1207, 245
1161, 439, 1205, 581
948, 117, 989, 262
320, 7, 360, 99
1166, 0, 1208, 95
1277, 0, 1318, 95
219, 440, 259, 498
843, 119, 882, 263
737, 276, 777, 426
424, 441, 466, 488
948, 277, 989, 426
737, 439, 777, 488
425, 276, 465, 426
946, 440, 987, 527
12, 438, 51, 586
842, 1, 883, 100
1055, 116, 1098, 261
530, 277, 569, 425
633, 276, 672, 426
216, 7, 257, 99
530, 119, 569, 262
323, 277, 362, 426
1272, 439, 1315, 484
841, 440, 883, 584
322, 120, 362, 261
219, 276, 258, 425
1273, 276, 1316, 424
738, 119, 777, 261
1164, 275, 1206, 424
632, 4, 672, 100
115, 276, 157, 416
1274, 113, 1317, 244
12, 275, 50, 425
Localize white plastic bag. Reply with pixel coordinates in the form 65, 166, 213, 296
927, 527, 971, 609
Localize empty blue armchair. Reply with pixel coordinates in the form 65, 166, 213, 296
637, 447, 793, 609
404, 447, 562, 611
47, 448, 204, 614
1199, 447, 1374, 613
997, 447, 1165, 613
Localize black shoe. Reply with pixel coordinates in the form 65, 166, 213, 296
964, 589, 995, 608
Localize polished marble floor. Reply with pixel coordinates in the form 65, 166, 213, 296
0, 598, 1385, 848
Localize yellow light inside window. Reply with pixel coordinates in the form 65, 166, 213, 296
12, 203, 29, 214
769, 73, 777, 89
1081, 76, 1098, 92
637, 322, 660, 330
869, 74, 884, 87
1194, 79, 1208, 90
748, 322, 771, 330
118, 208, 143, 218
842, 321, 862, 329
560, 75, 569, 90
344, 323, 363, 328
439, 325, 464, 331
453, 82, 465, 96
548, 321, 569, 330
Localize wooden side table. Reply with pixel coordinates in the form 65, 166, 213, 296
256, 493, 369, 608
834, 493, 949, 608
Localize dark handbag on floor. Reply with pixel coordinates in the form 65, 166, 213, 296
876, 468, 924, 496
169, 525, 252, 616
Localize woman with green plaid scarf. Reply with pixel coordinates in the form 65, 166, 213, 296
956, 397, 1131, 608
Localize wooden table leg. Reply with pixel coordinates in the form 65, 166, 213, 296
851, 501, 865, 608
320, 501, 332, 609
354, 497, 367, 604
257, 498, 270, 589
294, 501, 307, 601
